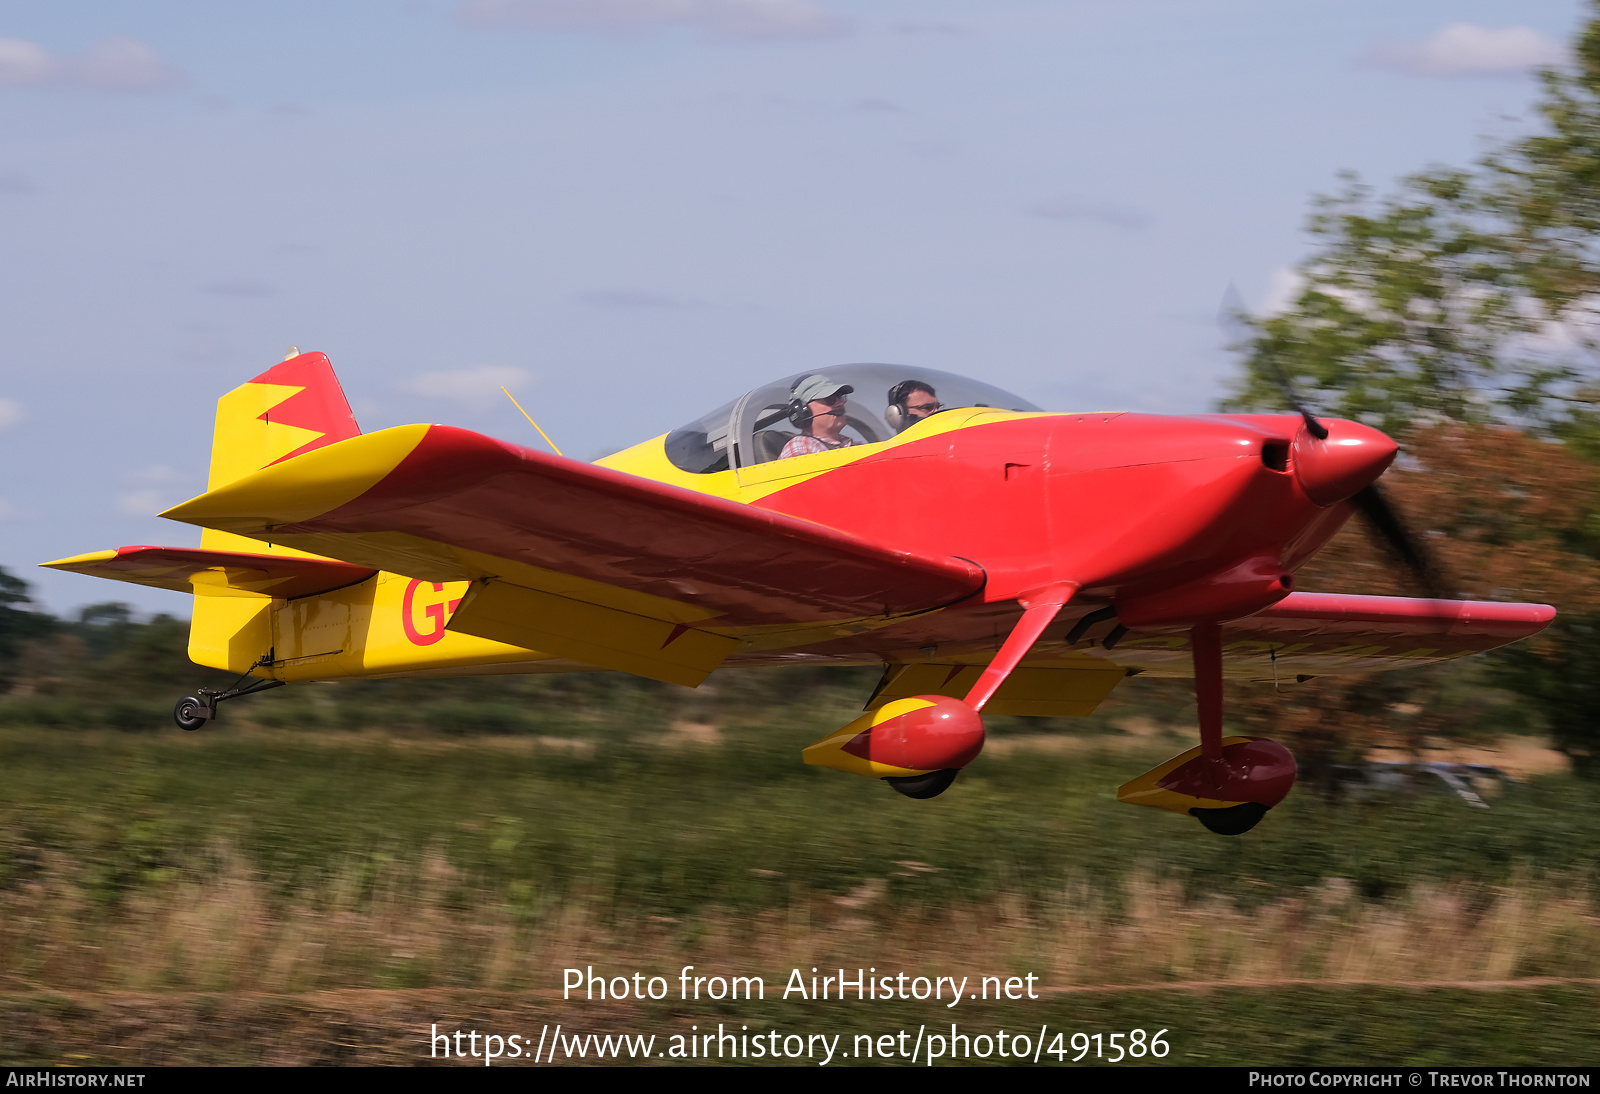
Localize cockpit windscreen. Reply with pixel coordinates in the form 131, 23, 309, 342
663, 364, 1041, 474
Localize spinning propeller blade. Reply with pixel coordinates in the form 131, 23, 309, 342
1348, 482, 1450, 601
1220, 282, 1328, 440
1220, 285, 1450, 599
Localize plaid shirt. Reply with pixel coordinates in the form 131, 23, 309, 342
779, 434, 854, 459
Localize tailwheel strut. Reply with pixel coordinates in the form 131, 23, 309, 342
173, 655, 284, 731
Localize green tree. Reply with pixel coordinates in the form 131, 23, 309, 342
0, 566, 55, 690
1223, 3, 1600, 776
1495, 617, 1600, 778
1225, 4, 1600, 443
1224, 170, 1552, 439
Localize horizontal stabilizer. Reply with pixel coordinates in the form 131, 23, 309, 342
41, 546, 376, 600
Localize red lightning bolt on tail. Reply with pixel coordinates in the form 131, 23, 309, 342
249, 352, 362, 466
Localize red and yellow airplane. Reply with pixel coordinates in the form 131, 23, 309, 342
43, 352, 1555, 834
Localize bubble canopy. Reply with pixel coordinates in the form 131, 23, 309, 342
663, 365, 1042, 474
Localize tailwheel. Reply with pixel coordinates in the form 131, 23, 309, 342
171, 660, 286, 732
884, 768, 959, 799
173, 696, 211, 732
1190, 801, 1268, 836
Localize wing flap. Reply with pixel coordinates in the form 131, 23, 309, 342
866, 660, 1127, 716
41, 546, 376, 600
447, 579, 738, 687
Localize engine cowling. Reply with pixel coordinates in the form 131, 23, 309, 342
1116, 556, 1295, 629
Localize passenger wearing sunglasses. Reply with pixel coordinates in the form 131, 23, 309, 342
887, 380, 943, 433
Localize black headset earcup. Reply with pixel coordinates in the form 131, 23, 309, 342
788, 399, 810, 427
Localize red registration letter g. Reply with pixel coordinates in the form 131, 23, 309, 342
402, 579, 459, 646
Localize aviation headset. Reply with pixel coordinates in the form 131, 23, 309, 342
787, 377, 854, 428
886, 380, 938, 433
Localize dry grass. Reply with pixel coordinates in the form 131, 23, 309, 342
0, 850, 1593, 995
1366, 737, 1571, 778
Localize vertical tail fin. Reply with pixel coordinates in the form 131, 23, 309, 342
208, 350, 362, 491
192, 350, 362, 674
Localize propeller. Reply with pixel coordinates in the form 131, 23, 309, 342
1219, 285, 1451, 600
1219, 284, 1328, 441
1346, 481, 1450, 600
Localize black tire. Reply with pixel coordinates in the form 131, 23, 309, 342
1190, 801, 1268, 835
885, 768, 959, 799
174, 696, 210, 732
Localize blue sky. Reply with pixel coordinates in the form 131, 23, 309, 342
0, 0, 1587, 615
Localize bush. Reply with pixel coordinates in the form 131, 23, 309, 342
415, 700, 530, 735
0, 697, 94, 728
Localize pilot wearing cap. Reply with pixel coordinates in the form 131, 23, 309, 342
780, 374, 857, 459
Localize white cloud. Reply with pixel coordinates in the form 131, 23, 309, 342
71, 36, 185, 91
1364, 24, 1566, 78
115, 489, 169, 517
0, 35, 184, 92
114, 466, 196, 517
0, 38, 56, 85
455, 0, 847, 40
399, 365, 534, 412
1258, 267, 1306, 317
0, 398, 19, 431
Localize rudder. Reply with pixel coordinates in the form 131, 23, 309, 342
207, 350, 362, 491
193, 351, 363, 674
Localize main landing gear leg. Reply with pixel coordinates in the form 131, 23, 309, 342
1116, 620, 1298, 834
800, 584, 1078, 799
173, 657, 284, 731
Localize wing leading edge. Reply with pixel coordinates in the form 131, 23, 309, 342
158, 423, 987, 684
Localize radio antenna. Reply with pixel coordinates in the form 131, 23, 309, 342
501, 386, 564, 457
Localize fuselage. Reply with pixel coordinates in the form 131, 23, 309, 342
587, 406, 1384, 668
206, 404, 1394, 684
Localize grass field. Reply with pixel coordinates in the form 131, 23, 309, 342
0, 669, 1596, 1066
4, 983, 1597, 1066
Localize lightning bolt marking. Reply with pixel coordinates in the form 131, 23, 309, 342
207, 354, 360, 489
